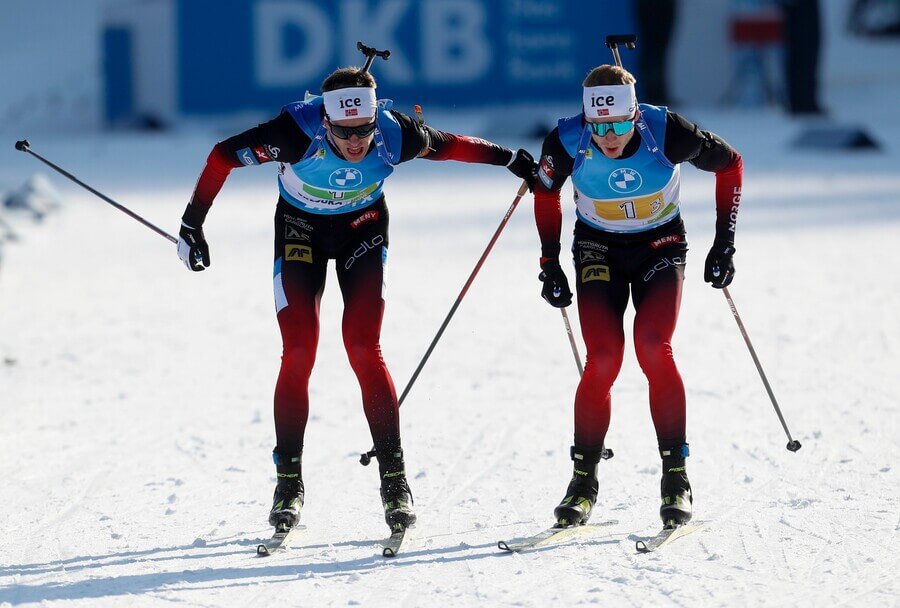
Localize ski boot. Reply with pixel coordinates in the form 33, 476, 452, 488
268, 449, 304, 530
376, 447, 416, 531
659, 442, 692, 527
553, 446, 605, 527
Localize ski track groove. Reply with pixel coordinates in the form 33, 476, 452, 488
416, 415, 506, 600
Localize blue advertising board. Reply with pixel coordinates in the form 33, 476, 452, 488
176, 0, 637, 116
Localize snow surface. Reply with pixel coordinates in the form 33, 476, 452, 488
1, 104, 899, 608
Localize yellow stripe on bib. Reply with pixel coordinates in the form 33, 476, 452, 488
592, 192, 666, 221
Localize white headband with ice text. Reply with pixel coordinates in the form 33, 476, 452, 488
323, 87, 377, 121
583, 84, 637, 118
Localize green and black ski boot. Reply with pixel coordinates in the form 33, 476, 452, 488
268, 448, 304, 529
659, 442, 692, 526
554, 445, 605, 527
376, 447, 416, 530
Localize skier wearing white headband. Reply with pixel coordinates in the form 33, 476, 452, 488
533, 64, 744, 530
176, 66, 537, 539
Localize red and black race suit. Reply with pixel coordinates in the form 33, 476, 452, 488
184, 107, 516, 455
535, 111, 744, 449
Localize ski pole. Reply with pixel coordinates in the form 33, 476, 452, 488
13, 140, 177, 244
722, 287, 802, 452
359, 181, 530, 466
560, 308, 584, 376
559, 307, 613, 460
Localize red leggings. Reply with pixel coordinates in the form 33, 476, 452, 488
572, 223, 687, 448
272, 200, 399, 454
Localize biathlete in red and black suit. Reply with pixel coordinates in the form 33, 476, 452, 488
176, 67, 537, 534
533, 64, 743, 528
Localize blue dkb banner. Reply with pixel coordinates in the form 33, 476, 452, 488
176, 0, 637, 116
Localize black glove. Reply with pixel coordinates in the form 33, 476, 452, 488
178, 221, 210, 271
704, 241, 735, 288
538, 258, 573, 307
508, 149, 538, 191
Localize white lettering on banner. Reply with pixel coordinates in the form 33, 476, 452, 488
423, 0, 490, 83
254, 1, 332, 86
340, 0, 414, 84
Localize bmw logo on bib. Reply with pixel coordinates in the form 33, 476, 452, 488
329, 168, 363, 188
608, 168, 642, 194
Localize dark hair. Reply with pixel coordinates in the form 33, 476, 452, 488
583, 64, 636, 87
321, 67, 377, 92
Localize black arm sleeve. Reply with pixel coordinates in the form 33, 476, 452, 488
216, 111, 312, 166
536, 128, 575, 191
662, 111, 738, 172
390, 110, 431, 164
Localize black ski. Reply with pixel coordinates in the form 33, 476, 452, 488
256, 523, 305, 556
382, 524, 410, 557
498, 520, 618, 552
635, 522, 701, 553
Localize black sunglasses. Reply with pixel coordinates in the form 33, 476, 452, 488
329, 120, 377, 140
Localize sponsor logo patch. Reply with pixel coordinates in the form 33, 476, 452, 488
608, 168, 642, 193
643, 256, 685, 282
283, 214, 314, 232
345, 108, 358, 117
284, 225, 310, 241
237, 147, 259, 166
285, 244, 313, 263
580, 250, 605, 262
597, 108, 610, 116
576, 240, 608, 253
266, 145, 280, 159
538, 155, 555, 189
581, 264, 611, 282
253, 146, 270, 162
329, 168, 363, 188
649, 234, 681, 249
350, 210, 379, 229
344, 235, 384, 270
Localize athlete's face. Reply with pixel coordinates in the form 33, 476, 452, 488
327, 117, 376, 163
587, 108, 640, 159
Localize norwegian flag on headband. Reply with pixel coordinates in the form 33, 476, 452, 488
345, 108, 358, 117
597, 108, 609, 116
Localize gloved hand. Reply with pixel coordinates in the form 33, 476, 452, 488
507, 149, 538, 191
704, 241, 735, 288
539, 258, 573, 307
178, 221, 210, 271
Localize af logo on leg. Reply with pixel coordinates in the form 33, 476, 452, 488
285, 244, 313, 263
608, 168, 642, 194
581, 264, 611, 282
329, 168, 363, 188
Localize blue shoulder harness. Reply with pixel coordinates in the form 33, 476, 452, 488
556, 103, 674, 172
283, 96, 403, 165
